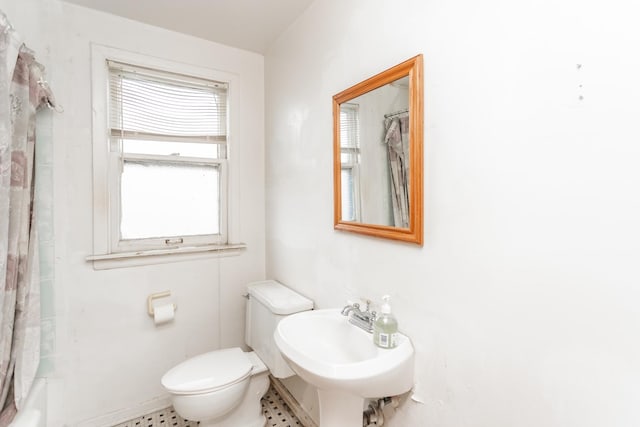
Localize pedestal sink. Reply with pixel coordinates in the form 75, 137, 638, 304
274, 309, 414, 427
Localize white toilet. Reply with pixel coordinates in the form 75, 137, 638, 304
161, 280, 313, 427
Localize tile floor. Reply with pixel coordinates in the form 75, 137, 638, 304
261, 385, 303, 427
112, 385, 303, 427
112, 407, 196, 427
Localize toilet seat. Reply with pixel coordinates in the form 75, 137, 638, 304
161, 347, 252, 395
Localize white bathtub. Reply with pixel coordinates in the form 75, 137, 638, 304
9, 379, 46, 427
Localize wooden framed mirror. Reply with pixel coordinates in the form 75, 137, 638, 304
333, 55, 423, 245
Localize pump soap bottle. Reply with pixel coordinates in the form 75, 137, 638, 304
373, 295, 398, 349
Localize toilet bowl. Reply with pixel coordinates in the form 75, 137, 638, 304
161, 280, 313, 427
162, 349, 269, 427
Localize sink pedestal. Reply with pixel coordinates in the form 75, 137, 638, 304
274, 309, 415, 427
317, 389, 364, 427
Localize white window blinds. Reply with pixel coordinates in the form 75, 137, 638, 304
108, 60, 228, 144
340, 103, 359, 151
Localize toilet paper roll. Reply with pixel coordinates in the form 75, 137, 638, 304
153, 304, 175, 325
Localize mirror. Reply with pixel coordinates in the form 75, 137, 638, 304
333, 55, 423, 245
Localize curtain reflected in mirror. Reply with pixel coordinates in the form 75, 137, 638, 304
333, 55, 423, 245
384, 109, 410, 228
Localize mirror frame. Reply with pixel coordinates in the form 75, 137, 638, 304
333, 54, 424, 245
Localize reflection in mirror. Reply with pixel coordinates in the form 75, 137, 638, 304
339, 102, 360, 222
339, 77, 409, 227
333, 55, 423, 245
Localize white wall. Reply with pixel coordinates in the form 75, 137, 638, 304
265, 0, 640, 426
1, 1, 266, 425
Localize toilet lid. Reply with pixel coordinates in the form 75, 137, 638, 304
161, 347, 252, 394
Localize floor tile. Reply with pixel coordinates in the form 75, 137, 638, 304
112, 385, 303, 427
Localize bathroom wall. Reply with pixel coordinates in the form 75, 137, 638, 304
1, 0, 266, 425
265, 0, 640, 426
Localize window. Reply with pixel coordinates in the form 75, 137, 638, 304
89, 45, 243, 267
107, 61, 229, 252
339, 103, 361, 221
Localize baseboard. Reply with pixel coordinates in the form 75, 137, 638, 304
269, 376, 318, 427
76, 396, 172, 427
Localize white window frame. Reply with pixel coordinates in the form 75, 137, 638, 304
340, 103, 361, 222
112, 155, 228, 252
88, 45, 244, 269
341, 164, 361, 222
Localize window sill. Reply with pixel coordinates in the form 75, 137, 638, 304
86, 243, 247, 270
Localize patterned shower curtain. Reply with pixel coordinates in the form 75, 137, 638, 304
384, 112, 410, 228
0, 11, 55, 425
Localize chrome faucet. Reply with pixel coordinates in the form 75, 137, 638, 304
341, 301, 376, 333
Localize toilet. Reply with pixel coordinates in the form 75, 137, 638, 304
161, 280, 313, 427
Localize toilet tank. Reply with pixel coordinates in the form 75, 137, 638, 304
245, 280, 313, 378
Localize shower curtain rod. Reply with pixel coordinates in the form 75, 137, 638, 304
384, 108, 409, 119
0, 10, 62, 113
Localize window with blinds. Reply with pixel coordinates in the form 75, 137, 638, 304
107, 61, 229, 250
339, 103, 361, 222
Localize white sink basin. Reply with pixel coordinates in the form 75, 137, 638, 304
274, 309, 414, 427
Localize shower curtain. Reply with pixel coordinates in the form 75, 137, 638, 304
0, 11, 55, 425
384, 112, 410, 228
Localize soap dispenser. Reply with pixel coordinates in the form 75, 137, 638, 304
373, 295, 398, 349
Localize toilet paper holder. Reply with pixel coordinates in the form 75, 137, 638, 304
147, 291, 177, 316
